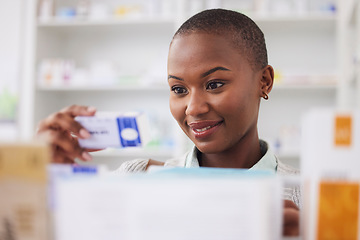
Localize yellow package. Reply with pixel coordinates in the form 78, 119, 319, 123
0, 142, 50, 240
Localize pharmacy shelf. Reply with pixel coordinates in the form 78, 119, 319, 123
25, 0, 348, 171
37, 12, 337, 31
36, 84, 336, 92
37, 16, 176, 27
91, 147, 174, 159
36, 74, 338, 92
251, 12, 337, 24
37, 13, 336, 27
76, 150, 173, 171
36, 85, 169, 92
86, 147, 176, 170
0, 123, 18, 141
273, 83, 337, 91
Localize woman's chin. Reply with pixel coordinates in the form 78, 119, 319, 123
194, 142, 224, 154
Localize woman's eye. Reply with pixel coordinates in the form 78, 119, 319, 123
171, 86, 188, 94
206, 82, 224, 90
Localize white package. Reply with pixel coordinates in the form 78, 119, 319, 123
75, 112, 150, 149
52, 171, 282, 240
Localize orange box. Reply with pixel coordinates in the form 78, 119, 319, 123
334, 115, 352, 147
317, 181, 359, 240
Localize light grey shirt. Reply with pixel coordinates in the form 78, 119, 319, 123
179, 140, 278, 172
118, 140, 301, 207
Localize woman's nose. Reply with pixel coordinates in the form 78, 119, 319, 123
185, 92, 210, 116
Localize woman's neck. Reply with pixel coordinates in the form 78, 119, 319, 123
198, 133, 262, 169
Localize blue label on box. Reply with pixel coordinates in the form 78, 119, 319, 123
72, 166, 98, 174
117, 117, 141, 147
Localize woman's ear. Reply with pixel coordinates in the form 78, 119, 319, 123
259, 65, 274, 100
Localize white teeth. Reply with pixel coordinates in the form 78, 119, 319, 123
195, 126, 212, 132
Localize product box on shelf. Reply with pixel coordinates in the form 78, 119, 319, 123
301, 109, 360, 240
0, 142, 50, 240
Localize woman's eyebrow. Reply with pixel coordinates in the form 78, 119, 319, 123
168, 75, 183, 81
168, 66, 230, 81
201, 66, 230, 78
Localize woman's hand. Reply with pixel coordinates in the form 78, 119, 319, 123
283, 199, 300, 236
36, 105, 97, 164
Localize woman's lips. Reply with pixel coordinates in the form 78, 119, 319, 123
188, 120, 223, 139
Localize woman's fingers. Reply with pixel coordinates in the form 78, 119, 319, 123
45, 129, 82, 155
52, 146, 76, 164
87, 148, 105, 152
52, 147, 91, 164
284, 199, 299, 209
40, 129, 92, 163
283, 199, 300, 236
38, 111, 89, 139
35, 105, 97, 164
60, 105, 96, 117
37, 105, 96, 139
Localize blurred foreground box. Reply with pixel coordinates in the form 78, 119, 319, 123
0, 143, 284, 240
0, 143, 50, 240
52, 168, 282, 240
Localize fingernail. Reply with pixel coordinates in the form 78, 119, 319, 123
79, 129, 91, 138
82, 151, 92, 161
87, 106, 96, 112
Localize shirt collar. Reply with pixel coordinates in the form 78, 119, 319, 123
184, 140, 278, 173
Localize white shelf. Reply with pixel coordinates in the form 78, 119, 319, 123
91, 147, 175, 159
76, 147, 175, 171
0, 123, 18, 141
251, 12, 337, 24
37, 16, 175, 27
273, 83, 337, 91
36, 85, 169, 92
37, 12, 336, 28
36, 83, 337, 92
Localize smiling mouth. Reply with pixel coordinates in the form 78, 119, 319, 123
193, 121, 222, 132
188, 120, 223, 138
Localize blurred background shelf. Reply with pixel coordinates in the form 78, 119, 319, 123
11, 0, 357, 169
37, 16, 176, 27
36, 85, 169, 91
78, 147, 176, 171
91, 147, 175, 158
251, 12, 336, 23
273, 83, 337, 90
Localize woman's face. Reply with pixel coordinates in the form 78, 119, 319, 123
167, 33, 265, 154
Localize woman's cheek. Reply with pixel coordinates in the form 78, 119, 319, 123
169, 98, 185, 123
209, 95, 234, 114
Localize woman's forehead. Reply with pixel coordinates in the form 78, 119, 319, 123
170, 32, 234, 50
168, 33, 245, 69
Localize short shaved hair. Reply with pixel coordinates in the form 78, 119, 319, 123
173, 9, 268, 70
